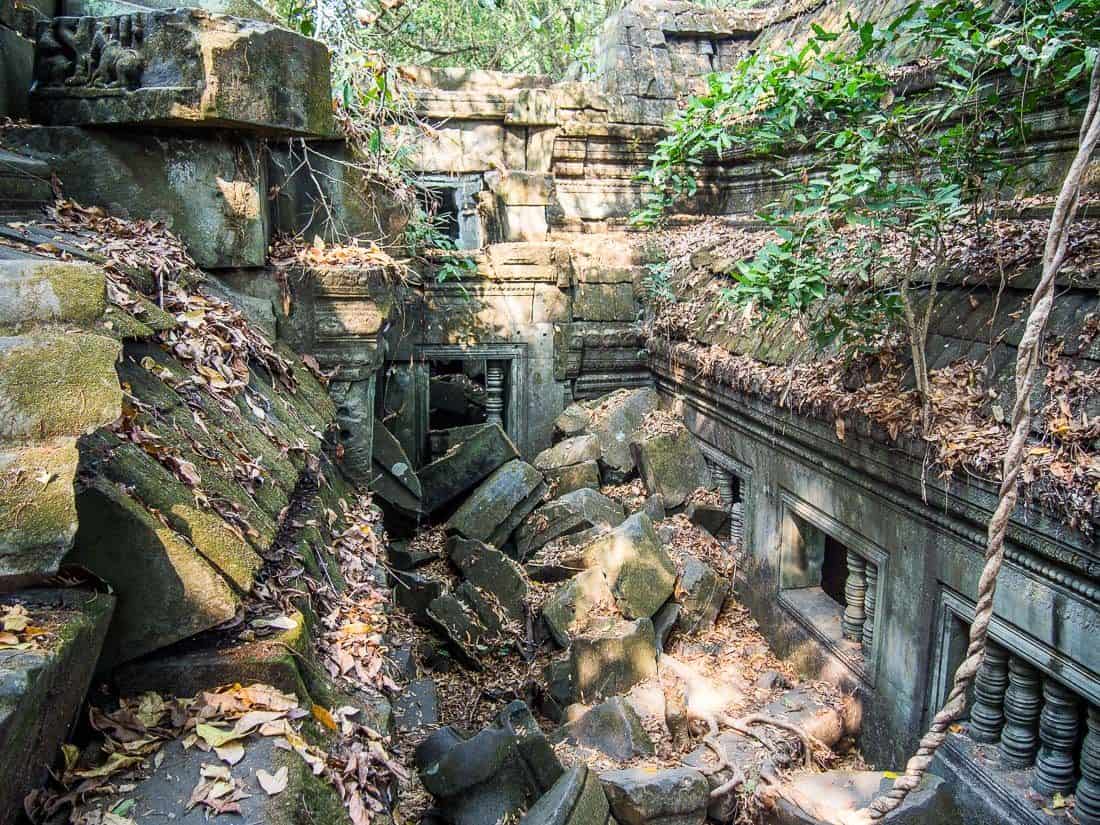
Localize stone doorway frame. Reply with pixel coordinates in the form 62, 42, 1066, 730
418, 342, 530, 456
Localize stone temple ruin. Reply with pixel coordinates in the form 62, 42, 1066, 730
1, 0, 1099, 824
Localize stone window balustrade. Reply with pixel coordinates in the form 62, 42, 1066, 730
838, 549, 878, 655
963, 643, 1099, 820
485, 362, 505, 428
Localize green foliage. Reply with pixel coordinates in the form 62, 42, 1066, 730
635, 0, 1100, 356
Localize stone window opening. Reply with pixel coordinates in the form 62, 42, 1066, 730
699, 446, 752, 549
934, 606, 1100, 823
778, 493, 886, 683
413, 174, 484, 250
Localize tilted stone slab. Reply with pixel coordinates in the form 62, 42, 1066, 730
0, 259, 107, 331
631, 423, 712, 509
599, 766, 710, 825
419, 423, 520, 514
446, 459, 546, 548
370, 417, 423, 518
520, 765, 613, 825
545, 460, 602, 496
585, 387, 660, 482
69, 479, 240, 666
0, 588, 115, 819
674, 555, 728, 636
31, 10, 333, 136
448, 536, 529, 623
515, 487, 625, 560
552, 696, 655, 762
542, 566, 616, 648
534, 434, 601, 471
566, 512, 677, 620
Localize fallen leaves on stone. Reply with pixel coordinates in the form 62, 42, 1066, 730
0, 603, 51, 651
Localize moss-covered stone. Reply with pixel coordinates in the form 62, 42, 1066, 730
0, 588, 115, 819
0, 439, 79, 579
0, 331, 121, 441
68, 479, 239, 666
0, 260, 107, 333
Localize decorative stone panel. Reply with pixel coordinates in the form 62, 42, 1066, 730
30, 9, 333, 136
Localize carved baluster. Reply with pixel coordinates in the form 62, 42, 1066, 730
1000, 657, 1042, 768
485, 363, 505, 428
1075, 706, 1100, 825
1033, 677, 1081, 796
711, 465, 734, 508
841, 551, 867, 642
861, 561, 878, 654
969, 643, 1009, 743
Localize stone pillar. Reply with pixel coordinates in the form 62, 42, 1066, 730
1076, 706, 1100, 825
861, 561, 878, 655
1033, 678, 1081, 796
329, 376, 376, 488
841, 551, 867, 642
1000, 657, 1042, 768
485, 362, 505, 428
969, 643, 1010, 743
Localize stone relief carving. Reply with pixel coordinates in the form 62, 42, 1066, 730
36, 14, 145, 90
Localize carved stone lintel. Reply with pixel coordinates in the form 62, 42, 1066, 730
1033, 677, 1081, 796
861, 561, 878, 655
969, 643, 1009, 744
1000, 657, 1042, 769
1076, 706, 1100, 825
485, 362, 505, 428
841, 551, 867, 642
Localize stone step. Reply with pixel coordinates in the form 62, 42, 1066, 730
0, 588, 115, 819
0, 149, 51, 216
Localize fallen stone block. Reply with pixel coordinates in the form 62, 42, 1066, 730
30, 10, 334, 136
0, 588, 115, 820
394, 678, 441, 732
0, 258, 107, 330
520, 765, 613, 825
599, 766, 710, 825
542, 567, 617, 648
535, 434, 601, 470
586, 388, 660, 482
686, 501, 730, 538
630, 424, 712, 509
569, 512, 677, 620
446, 459, 546, 548
552, 696, 654, 762
674, 555, 728, 636
416, 706, 559, 825
766, 770, 957, 825
545, 460, 602, 496
525, 525, 611, 582
387, 540, 437, 571
420, 423, 520, 513
427, 592, 491, 670
571, 617, 657, 703
371, 417, 423, 518
682, 729, 767, 822
515, 487, 625, 560
393, 571, 445, 625
651, 600, 680, 652
554, 403, 592, 439
448, 536, 528, 623
498, 699, 565, 792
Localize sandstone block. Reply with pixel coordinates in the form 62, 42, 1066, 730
545, 460, 601, 496
371, 418, 423, 518
515, 487, 625, 560
574, 282, 637, 322
535, 434, 601, 471
553, 696, 655, 762
448, 536, 529, 623
31, 10, 333, 136
674, 555, 728, 635
586, 388, 660, 481
631, 424, 712, 509
0, 441, 79, 580
542, 567, 617, 647
599, 766, 710, 825
420, 423, 520, 513
6, 126, 269, 268
0, 588, 114, 821
0, 259, 107, 330
521, 765, 612, 825
570, 617, 656, 703
0, 27, 33, 120
0, 331, 121, 442
446, 459, 546, 548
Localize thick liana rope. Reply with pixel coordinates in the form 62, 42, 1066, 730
860, 59, 1100, 822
